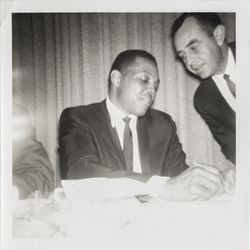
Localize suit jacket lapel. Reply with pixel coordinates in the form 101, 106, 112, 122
210, 78, 235, 114
209, 42, 236, 116
99, 100, 127, 170
137, 118, 151, 174
98, 100, 153, 173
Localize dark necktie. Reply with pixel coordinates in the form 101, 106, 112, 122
223, 74, 236, 98
123, 116, 133, 171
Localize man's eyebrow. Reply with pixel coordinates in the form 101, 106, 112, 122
177, 39, 199, 54
186, 39, 199, 48
140, 71, 160, 84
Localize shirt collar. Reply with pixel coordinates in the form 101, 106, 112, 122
213, 47, 235, 80
224, 47, 235, 76
106, 96, 137, 128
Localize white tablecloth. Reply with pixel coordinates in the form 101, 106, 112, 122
12, 186, 247, 250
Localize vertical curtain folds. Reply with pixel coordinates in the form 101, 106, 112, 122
12, 13, 235, 186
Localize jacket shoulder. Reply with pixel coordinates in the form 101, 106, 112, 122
148, 108, 173, 119
145, 108, 176, 129
60, 101, 104, 120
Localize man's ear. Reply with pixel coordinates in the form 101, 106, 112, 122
110, 70, 122, 87
213, 25, 226, 46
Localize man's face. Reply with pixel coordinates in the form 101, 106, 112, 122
115, 57, 160, 116
174, 17, 224, 79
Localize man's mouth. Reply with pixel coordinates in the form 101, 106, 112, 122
140, 96, 153, 105
192, 64, 204, 74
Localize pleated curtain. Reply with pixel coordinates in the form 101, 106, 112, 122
12, 13, 235, 186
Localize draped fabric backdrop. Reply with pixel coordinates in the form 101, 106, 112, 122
12, 13, 235, 186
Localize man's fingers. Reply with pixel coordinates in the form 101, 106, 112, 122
178, 166, 225, 195
189, 167, 224, 187
189, 184, 212, 200
191, 174, 221, 196
192, 162, 222, 175
161, 164, 226, 201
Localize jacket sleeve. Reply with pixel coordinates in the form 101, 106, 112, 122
162, 116, 189, 177
194, 101, 235, 164
59, 108, 151, 181
13, 139, 54, 199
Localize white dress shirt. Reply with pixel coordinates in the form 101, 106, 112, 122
212, 47, 236, 111
106, 97, 169, 197
106, 97, 142, 173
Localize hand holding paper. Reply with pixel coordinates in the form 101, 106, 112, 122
159, 163, 225, 201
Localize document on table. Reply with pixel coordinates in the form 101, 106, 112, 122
61, 177, 149, 201
61, 177, 232, 202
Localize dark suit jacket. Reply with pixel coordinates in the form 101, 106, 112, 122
194, 42, 236, 164
59, 100, 188, 180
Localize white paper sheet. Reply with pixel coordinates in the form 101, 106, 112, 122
61, 177, 149, 201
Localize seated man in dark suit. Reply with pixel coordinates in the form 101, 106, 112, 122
59, 49, 226, 201
171, 13, 236, 166
13, 104, 54, 199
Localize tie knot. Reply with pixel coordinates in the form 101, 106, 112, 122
223, 74, 230, 80
123, 116, 131, 124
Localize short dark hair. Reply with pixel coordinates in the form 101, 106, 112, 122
108, 49, 157, 90
171, 13, 223, 40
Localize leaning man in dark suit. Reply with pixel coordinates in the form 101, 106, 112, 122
59, 49, 227, 201
171, 13, 236, 166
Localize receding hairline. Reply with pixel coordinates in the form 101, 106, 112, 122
119, 55, 158, 72
171, 13, 223, 40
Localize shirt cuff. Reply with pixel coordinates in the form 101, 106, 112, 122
146, 175, 170, 198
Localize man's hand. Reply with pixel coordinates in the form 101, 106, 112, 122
159, 164, 225, 201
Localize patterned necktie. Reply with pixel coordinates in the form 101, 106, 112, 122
223, 74, 236, 98
123, 116, 133, 171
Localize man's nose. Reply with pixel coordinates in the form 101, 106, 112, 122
146, 83, 156, 95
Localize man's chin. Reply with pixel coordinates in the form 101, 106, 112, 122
191, 67, 208, 79
195, 70, 211, 79
135, 106, 151, 117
